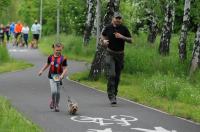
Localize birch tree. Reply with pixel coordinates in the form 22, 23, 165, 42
158, 0, 175, 55
89, 0, 120, 80
179, 0, 191, 60
146, 9, 158, 43
190, 25, 200, 75
83, 0, 97, 45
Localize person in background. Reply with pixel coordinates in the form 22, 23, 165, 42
4, 24, 10, 44
14, 21, 23, 47
0, 24, 5, 45
31, 20, 41, 48
22, 23, 29, 48
10, 22, 15, 42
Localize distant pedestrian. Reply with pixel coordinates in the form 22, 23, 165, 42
10, 22, 15, 42
38, 43, 68, 112
31, 20, 41, 48
0, 24, 5, 45
14, 21, 23, 47
4, 24, 10, 43
22, 23, 29, 48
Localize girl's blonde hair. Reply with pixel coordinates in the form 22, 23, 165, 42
52, 43, 64, 49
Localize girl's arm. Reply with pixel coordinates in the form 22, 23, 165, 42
38, 63, 50, 76
60, 67, 68, 79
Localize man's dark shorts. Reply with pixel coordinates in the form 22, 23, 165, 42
33, 34, 39, 41
15, 33, 21, 39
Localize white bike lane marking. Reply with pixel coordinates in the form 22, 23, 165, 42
87, 128, 112, 132
131, 127, 177, 132
70, 115, 178, 132
9, 49, 28, 52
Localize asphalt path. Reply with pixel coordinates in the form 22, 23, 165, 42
0, 45, 200, 132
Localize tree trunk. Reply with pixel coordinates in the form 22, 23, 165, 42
179, 0, 191, 60
96, 0, 101, 49
189, 25, 200, 75
159, 0, 175, 55
88, 0, 120, 80
83, 0, 97, 46
147, 10, 158, 43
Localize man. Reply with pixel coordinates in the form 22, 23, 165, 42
14, 21, 23, 46
31, 20, 41, 48
101, 12, 132, 104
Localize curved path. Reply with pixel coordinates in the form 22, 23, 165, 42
0, 45, 199, 132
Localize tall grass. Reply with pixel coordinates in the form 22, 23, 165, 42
39, 34, 96, 62
124, 33, 191, 75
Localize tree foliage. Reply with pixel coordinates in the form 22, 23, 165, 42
0, 0, 199, 35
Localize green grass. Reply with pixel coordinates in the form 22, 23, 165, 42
0, 59, 33, 73
39, 34, 96, 62
0, 96, 42, 132
40, 33, 200, 123
0, 46, 10, 64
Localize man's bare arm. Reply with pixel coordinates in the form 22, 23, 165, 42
114, 32, 132, 43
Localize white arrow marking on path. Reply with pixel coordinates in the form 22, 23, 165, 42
131, 127, 177, 132
87, 128, 112, 132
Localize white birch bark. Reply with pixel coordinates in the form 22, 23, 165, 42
190, 25, 200, 75
159, 0, 175, 55
147, 9, 158, 43
179, 0, 191, 60
89, 0, 120, 80
83, 0, 97, 45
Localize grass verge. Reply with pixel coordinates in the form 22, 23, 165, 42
0, 96, 42, 132
0, 59, 33, 73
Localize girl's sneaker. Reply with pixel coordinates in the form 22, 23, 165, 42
49, 100, 54, 109
54, 105, 60, 112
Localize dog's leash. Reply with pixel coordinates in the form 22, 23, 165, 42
59, 80, 72, 103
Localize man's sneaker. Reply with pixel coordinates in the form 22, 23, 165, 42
49, 101, 54, 109
54, 105, 60, 112
110, 97, 117, 105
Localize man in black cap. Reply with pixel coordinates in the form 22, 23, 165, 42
101, 12, 132, 104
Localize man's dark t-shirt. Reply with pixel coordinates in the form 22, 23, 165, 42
102, 24, 131, 51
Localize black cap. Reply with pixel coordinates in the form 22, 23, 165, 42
114, 12, 122, 18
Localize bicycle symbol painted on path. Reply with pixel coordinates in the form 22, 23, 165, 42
71, 115, 138, 126
70, 115, 177, 132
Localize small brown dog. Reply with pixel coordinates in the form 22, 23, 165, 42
67, 96, 78, 115
29, 40, 38, 49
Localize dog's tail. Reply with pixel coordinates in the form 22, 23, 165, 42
68, 96, 72, 103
